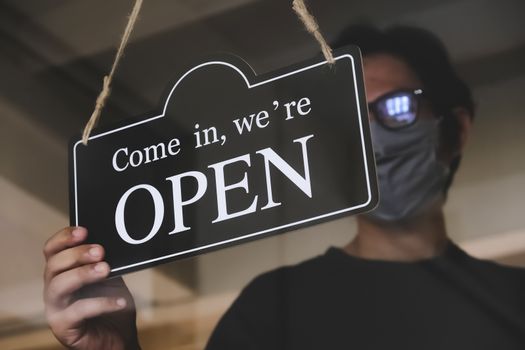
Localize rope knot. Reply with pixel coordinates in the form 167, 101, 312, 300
81, 0, 143, 145
292, 0, 335, 65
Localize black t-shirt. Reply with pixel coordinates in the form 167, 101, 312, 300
206, 242, 525, 349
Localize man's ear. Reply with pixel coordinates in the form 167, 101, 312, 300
451, 107, 472, 155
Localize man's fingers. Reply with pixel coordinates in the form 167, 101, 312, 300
61, 297, 127, 328
43, 227, 87, 261
45, 244, 105, 284
45, 262, 110, 308
46, 296, 127, 341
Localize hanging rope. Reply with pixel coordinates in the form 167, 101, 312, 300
292, 0, 335, 64
81, 0, 144, 145
81, 0, 334, 144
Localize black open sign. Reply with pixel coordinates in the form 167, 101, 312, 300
69, 46, 378, 276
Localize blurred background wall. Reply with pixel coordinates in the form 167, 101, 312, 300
0, 0, 524, 348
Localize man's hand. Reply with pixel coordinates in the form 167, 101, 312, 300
43, 227, 141, 349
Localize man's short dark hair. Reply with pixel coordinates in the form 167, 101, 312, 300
332, 24, 475, 193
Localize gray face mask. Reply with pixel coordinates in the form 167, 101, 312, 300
366, 119, 449, 222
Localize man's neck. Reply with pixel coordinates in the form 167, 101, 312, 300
344, 210, 449, 262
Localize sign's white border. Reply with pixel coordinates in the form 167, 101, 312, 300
73, 54, 373, 273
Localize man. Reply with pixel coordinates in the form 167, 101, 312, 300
43, 25, 525, 349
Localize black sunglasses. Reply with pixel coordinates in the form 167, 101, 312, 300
368, 89, 424, 130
